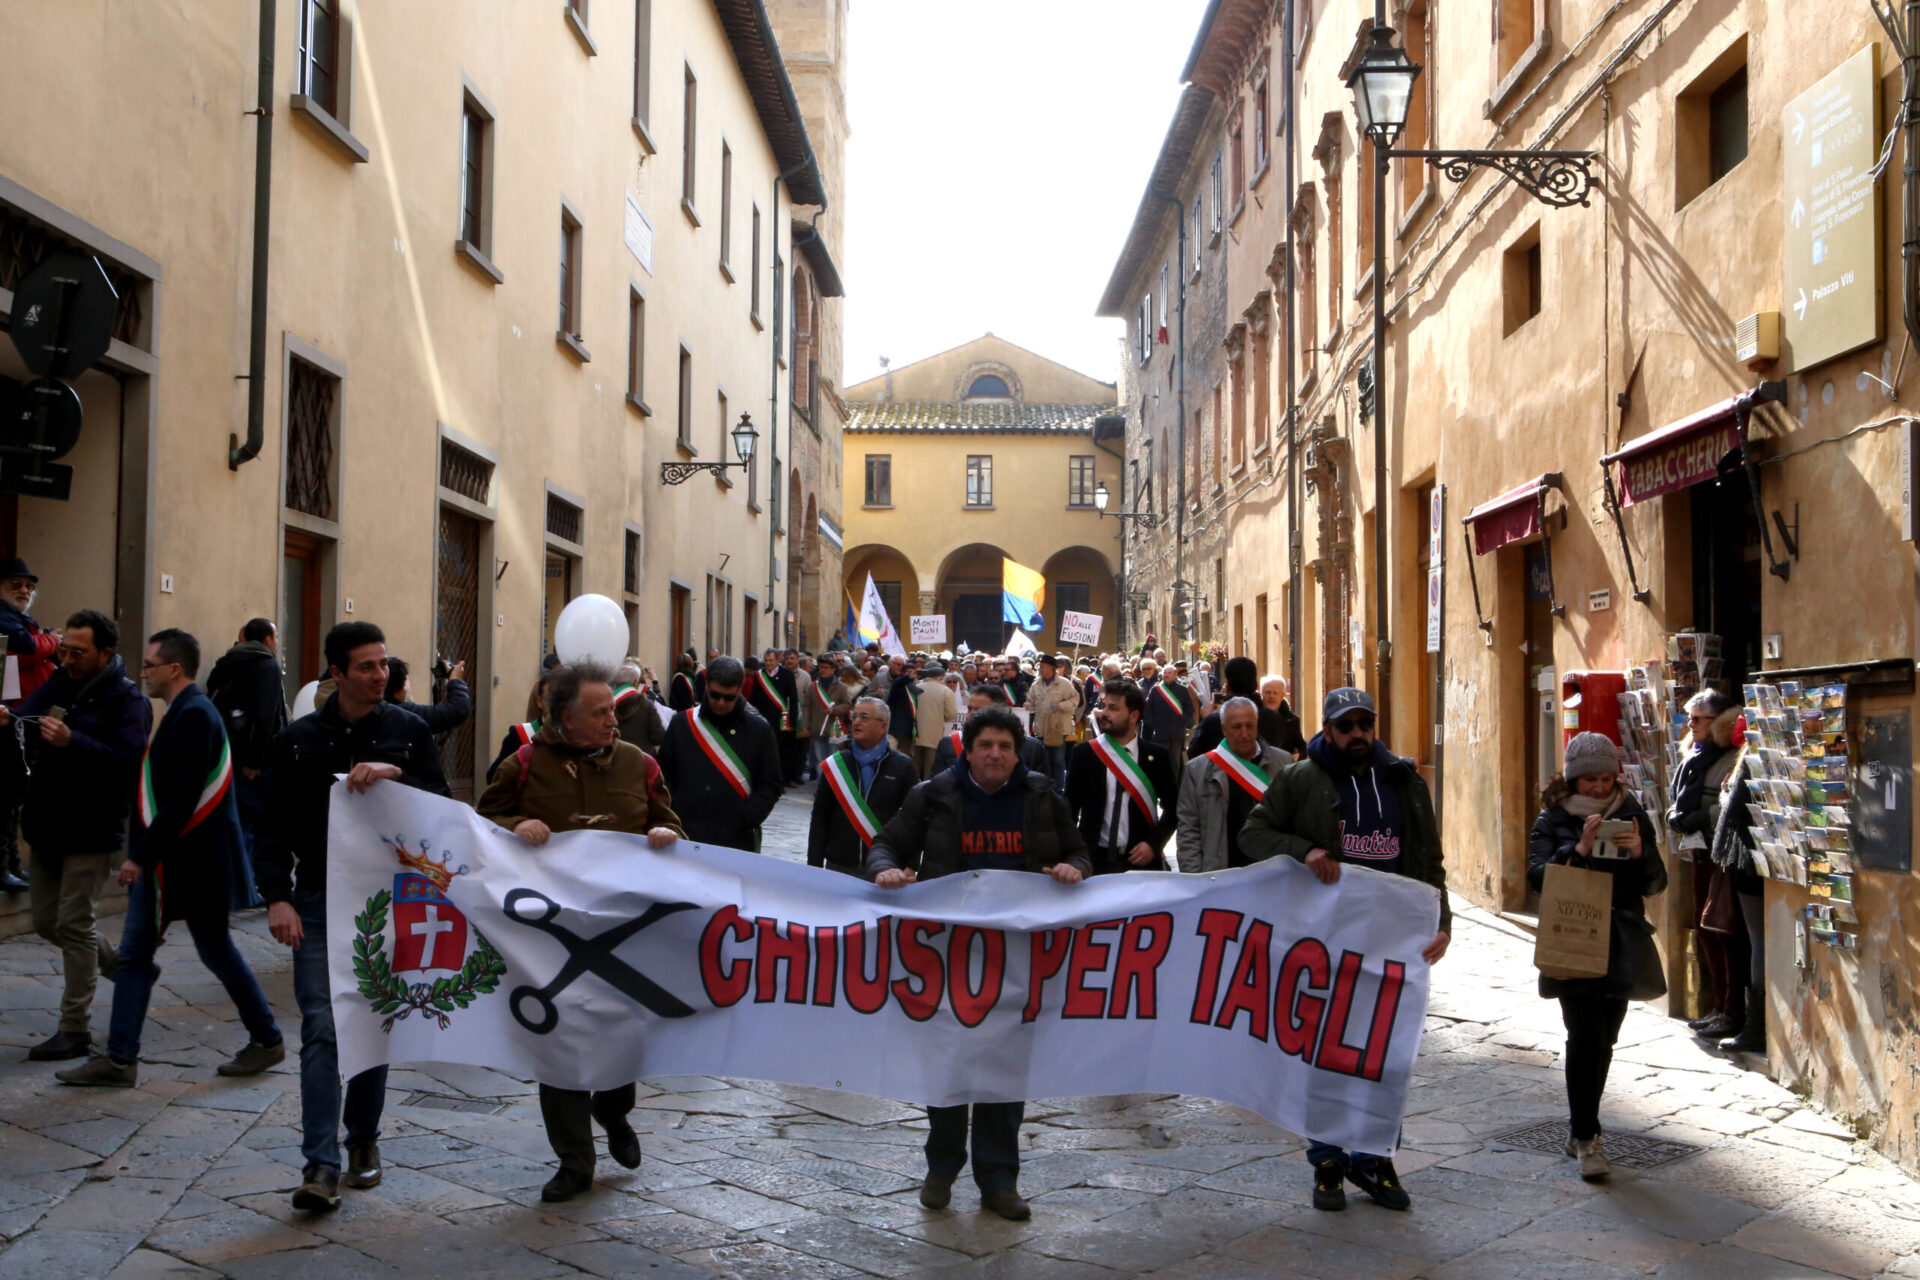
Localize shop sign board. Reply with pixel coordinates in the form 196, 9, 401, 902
1615, 419, 1741, 507
1783, 44, 1883, 372
1426, 485, 1444, 655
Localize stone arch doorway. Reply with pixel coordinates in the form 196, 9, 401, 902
936, 542, 1014, 655
1040, 545, 1118, 652
843, 542, 918, 642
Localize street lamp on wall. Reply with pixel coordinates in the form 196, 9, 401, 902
1093, 481, 1160, 528
1346, 20, 1598, 741
660, 413, 760, 485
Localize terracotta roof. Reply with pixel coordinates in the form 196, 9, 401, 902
710, 0, 826, 206
845, 401, 1116, 434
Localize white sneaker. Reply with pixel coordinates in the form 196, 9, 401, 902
1574, 1135, 1611, 1181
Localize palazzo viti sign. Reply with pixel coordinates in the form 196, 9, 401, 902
1783, 43, 1883, 372
329, 783, 1440, 1155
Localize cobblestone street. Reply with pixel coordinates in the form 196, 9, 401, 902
0, 789, 1914, 1280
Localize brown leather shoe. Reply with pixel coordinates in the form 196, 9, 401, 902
980, 1186, 1031, 1221
918, 1173, 954, 1210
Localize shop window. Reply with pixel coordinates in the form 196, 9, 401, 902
1503, 223, 1542, 336
1677, 39, 1750, 207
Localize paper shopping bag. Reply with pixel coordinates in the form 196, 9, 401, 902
1535, 862, 1613, 979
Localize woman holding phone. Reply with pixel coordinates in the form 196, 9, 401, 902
1527, 732, 1668, 1181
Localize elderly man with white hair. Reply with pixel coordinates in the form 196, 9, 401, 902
808, 696, 915, 877
1176, 697, 1291, 872
1260, 674, 1307, 758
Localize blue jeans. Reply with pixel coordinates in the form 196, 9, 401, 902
292, 892, 387, 1172
107, 874, 279, 1063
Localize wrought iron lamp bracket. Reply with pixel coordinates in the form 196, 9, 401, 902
659, 459, 749, 485
1386, 149, 1601, 208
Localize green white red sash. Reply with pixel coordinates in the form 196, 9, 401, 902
673, 672, 696, 702
1206, 746, 1272, 801
812, 679, 833, 715
612, 683, 642, 709
1090, 734, 1158, 822
948, 729, 963, 757
820, 751, 882, 846
994, 685, 1015, 705
759, 673, 792, 729
689, 708, 753, 798
138, 733, 234, 835
1152, 683, 1186, 717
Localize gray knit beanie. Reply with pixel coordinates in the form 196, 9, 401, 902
1564, 731, 1622, 781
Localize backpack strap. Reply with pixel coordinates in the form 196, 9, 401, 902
512, 741, 535, 810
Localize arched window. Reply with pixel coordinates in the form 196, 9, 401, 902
965, 374, 1012, 400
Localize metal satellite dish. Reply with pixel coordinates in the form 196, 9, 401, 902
7, 251, 120, 380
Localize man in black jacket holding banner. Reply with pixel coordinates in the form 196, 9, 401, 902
658, 656, 784, 851
807, 696, 915, 876
1064, 679, 1181, 874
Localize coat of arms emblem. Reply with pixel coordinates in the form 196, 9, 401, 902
353, 836, 506, 1030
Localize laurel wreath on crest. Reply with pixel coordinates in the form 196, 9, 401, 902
352, 889, 508, 1031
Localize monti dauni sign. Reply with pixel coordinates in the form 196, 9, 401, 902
330, 783, 1438, 1155
1783, 43, 1883, 372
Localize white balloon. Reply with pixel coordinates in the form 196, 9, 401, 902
553, 593, 631, 666
291, 680, 320, 719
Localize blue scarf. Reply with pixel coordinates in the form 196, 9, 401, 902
849, 738, 890, 793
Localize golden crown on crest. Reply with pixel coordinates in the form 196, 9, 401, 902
383, 835, 463, 893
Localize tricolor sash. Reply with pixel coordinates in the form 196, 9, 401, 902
612, 683, 642, 709
820, 751, 882, 846
760, 673, 792, 730
137, 733, 234, 836
995, 686, 1015, 706
1152, 683, 1186, 717
812, 679, 834, 715
948, 729, 963, 757
689, 708, 753, 798
1206, 746, 1272, 801
673, 672, 697, 702
1090, 734, 1159, 823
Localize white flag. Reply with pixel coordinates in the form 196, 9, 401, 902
1005, 629, 1038, 658
859, 573, 907, 660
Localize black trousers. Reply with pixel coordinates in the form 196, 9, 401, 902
1559, 995, 1629, 1141
777, 730, 806, 782
539, 1082, 636, 1174
926, 1101, 1024, 1191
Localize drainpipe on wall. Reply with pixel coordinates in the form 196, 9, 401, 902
230, 0, 275, 470
1159, 194, 1188, 635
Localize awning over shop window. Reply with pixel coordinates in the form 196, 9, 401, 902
1464, 475, 1556, 556
1600, 395, 1745, 507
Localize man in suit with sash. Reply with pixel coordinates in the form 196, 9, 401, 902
1064, 679, 1180, 874
807, 696, 915, 876
658, 656, 784, 851
1174, 697, 1291, 873
57, 629, 283, 1088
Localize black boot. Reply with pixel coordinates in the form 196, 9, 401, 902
0, 848, 26, 894
1721, 989, 1766, 1053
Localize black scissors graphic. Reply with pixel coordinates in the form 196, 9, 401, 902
502, 889, 698, 1034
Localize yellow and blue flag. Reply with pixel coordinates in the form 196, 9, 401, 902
1002, 558, 1045, 632
845, 591, 863, 643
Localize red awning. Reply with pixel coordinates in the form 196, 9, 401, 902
1601, 394, 1744, 507
1464, 475, 1552, 556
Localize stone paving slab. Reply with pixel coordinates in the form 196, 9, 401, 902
0, 786, 1915, 1278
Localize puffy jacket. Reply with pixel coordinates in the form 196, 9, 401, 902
867, 761, 1089, 882
1239, 735, 1451, 933
17, 655, 151, 856
476, 722, 682, 838
1667, 706, 1741, 837
0, 602, 59, 703
1526, 790, 1667, 998
253, 696, 451, 902
205, 642, 289, 771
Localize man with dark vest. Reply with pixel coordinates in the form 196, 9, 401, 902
56, 629, 284, 1088
867, 705, 1089, 1221
657, 656, 784, 851
807, 696, 915, 876
1064, 678, 1180, 874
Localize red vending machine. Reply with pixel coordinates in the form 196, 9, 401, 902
1561, 670, 1628, 750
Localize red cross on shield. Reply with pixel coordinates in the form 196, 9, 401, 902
393, 873, 468, 974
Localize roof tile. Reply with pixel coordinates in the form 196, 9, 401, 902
844, 401, 1117, 434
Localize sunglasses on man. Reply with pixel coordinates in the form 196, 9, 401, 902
1331, 715, 1376, 735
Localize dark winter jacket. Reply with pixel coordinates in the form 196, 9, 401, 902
0, 601, 59, 702
1709, 752, 1764, 891
204, 642, 289, 772
129, 685, 256, 924
885, 675, 919, 744
656, 701, 784, 851
617, 689, 668, 757
1527, 789, 1667, 997
807, 743, 917, 873
17, 655, 151, 856
1142, 679, 1196, 748
1666, 706, 1742, 838
1239, 732, 1451, 933
867, 760, 1090, 882
253, 695, 451, 902
393, 677, 472, 736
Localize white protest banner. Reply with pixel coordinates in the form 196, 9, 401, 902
330, 784, 1437, 1154
909, 616, 947, 645
1059, 611, 1103, 648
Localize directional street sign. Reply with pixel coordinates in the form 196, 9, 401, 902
1782, 44, 1883, 372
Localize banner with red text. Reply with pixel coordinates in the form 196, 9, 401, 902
329, 783, 1439, 1154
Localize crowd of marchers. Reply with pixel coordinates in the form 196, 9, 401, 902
0, 570, 1706, 1227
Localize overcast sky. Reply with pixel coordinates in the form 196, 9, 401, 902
839, 0, 1211, 393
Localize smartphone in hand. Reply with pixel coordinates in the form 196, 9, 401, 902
1592, 818, 1636, 860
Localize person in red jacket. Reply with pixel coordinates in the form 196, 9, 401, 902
0, 558, 58, 892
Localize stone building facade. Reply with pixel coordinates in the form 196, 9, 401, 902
1104, 0, 1920, 1171
0, 0, 843, 805
841, 335, 1123, 655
